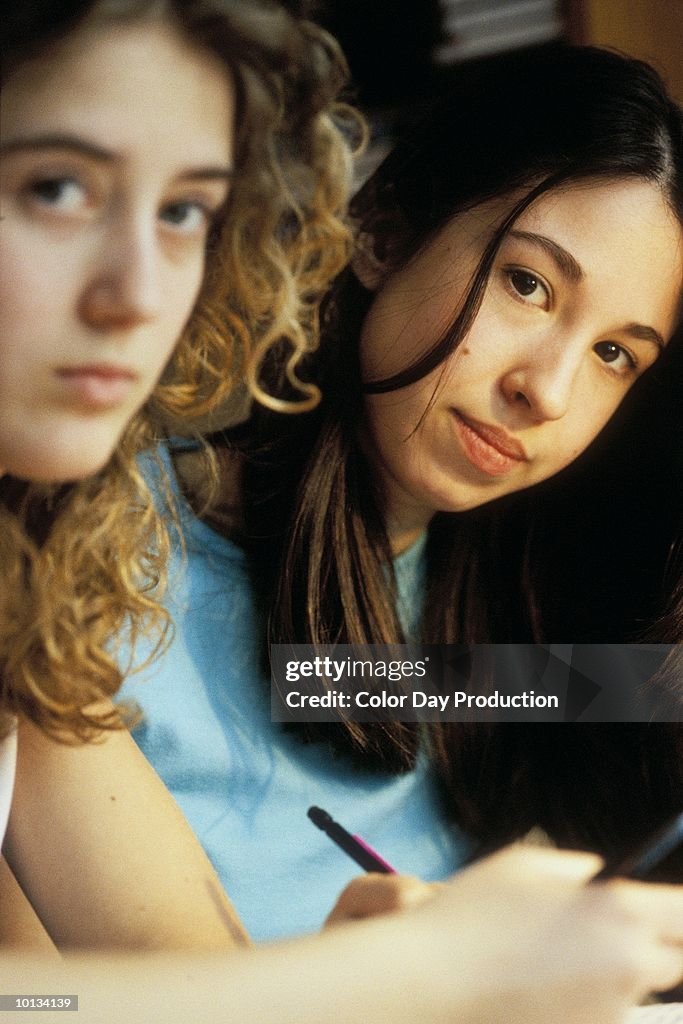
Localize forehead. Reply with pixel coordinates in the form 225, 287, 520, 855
1, 20, 234, 161
516, 178, 681, 253
414, 179, 683, 331
512, 179, 683, 330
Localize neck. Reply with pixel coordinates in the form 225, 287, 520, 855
359, 424, 435, 555
388, 524, 427, 556
365, 445, 434, 555
383, 485, 434, 556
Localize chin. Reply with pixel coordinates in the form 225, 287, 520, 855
0, 409, 131, 484
5, 441, 118, 485
425, 480, 491, 515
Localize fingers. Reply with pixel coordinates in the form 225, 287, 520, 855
324, 873, 438, 928
634, 942, 683, 997
606, 880, 683, 947
494, 844, 604, 883
442, 844, 604, 897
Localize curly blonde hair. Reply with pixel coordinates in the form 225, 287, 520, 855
0, 0, 357, 741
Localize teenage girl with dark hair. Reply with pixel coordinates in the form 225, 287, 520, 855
121, 40, 683, 952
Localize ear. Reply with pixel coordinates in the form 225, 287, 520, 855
351, 232, 390, 291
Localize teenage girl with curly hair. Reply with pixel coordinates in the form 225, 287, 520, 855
0, 0, 354, 949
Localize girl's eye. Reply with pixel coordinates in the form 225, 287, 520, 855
159, 201, 211, 235
593, 340, 637, 375
505, 268, 550, 309
26, 176, 89, 212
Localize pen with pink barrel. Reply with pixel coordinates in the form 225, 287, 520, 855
307, 805, 397, 874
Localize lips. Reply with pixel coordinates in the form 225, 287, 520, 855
56, 364, 138, 410
452, 411, 528, 477
58, 363, 137, 380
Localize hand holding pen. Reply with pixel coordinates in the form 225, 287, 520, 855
310, 805, 683, 1011
308, 806, 449, 928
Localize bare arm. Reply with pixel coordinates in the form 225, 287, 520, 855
0, 855, 58, 955
4, 718, 248, 951
4, 848, 683, 1024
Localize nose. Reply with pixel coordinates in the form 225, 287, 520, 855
499, 335, 585, 423
79, 211, 163, 331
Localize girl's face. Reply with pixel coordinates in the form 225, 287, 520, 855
359, 179, 683, 547
0, 20, 235, 481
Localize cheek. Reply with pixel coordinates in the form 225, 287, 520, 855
360, 287, 457, 383
545, 402, 619, 474
364, 394, 408, 477
0, 240, 38, 330
578, 389, 627, 448
366, 382, 436, 443
0, 230, 85, 351
0, 284, 49, 385
364, 390, 445, 507
359, 310, 400, 383
154, 260, 206, 364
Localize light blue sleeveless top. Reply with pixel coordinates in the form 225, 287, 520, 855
118, 447, 471, 941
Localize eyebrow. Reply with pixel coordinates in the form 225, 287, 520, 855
507, 228, 666, 352
622, 323, 665, 353
508, 229, 584, 283
0, 133, 234, 182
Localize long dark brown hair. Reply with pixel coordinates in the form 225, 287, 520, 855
216, 45, 683, 872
